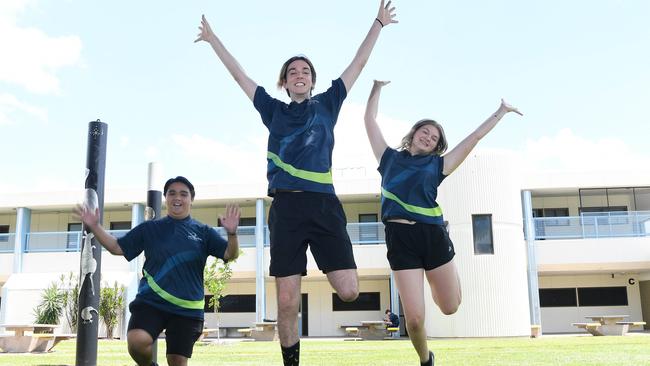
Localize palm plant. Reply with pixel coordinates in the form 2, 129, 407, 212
99, 281, 125, 339
33, 282, 65, 330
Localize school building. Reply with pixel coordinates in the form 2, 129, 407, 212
1, 151, 649, 338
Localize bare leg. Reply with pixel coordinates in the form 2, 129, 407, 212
326, 269, 359, 302
275, 274, 302, 347
425, 259, 462, 315
127, 329, 155, 366
393, 269, 430, 363
167, 353, 188, 366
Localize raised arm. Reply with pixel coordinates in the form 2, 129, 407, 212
364, 80, 390, 162
340, 0, 397, 92
195, 15, 257, 101
442, 99, 523, 176
73, 204, 123, 255
218, 203, 241, 261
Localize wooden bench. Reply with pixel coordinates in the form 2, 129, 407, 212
616, 321, 646, 328
237, 328, 252, 338
198, 328, 218, 341
572, 322, 602, 335
530, 324, 541, 338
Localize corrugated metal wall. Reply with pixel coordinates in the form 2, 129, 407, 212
428, 151, 531, 337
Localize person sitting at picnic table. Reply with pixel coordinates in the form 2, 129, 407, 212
384, 309, 400, 328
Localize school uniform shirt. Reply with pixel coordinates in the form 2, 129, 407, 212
378, 148, 447, 225
253, 78, 347, 196
117, 215, 228, 319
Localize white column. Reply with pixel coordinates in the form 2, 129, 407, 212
255, 198, 266, 322
13, 207, 31, 273
522, 190, 542, 329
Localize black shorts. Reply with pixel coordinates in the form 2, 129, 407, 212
128, 300, 203, 358
384, 221, 455, 271
269, 191, 357, 277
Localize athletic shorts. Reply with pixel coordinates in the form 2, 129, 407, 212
384, 221, 455, 271
269, 191, 357, 277
128, 300, 203, 358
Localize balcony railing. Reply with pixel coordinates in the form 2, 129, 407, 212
533, 211, 650, 240
1, 223, 387, 253
0, 233, 15, 252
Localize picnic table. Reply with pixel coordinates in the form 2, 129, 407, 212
250, 321, 278, 341
0, 324, 73, 353
572, 315, 637, 336
358, 320, 389, 340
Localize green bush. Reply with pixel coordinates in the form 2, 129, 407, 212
99, 281, 125, 339
33, 281, 65, 328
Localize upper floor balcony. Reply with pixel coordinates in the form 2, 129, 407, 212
532, 211, 650, 240
0, 222, 387, 253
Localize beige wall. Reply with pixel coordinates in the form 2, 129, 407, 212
539, 274, 643, 333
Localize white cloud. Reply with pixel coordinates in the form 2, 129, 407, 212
333, 102, 412, 179
172, 134, 267, 181
145, 146, 160, 159
522, 128, 650, 172
0, 1, 83, 94
0, 92, 48, 125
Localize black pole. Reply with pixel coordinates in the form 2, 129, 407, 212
146, 162, 162, 363
76, 120, 107, 366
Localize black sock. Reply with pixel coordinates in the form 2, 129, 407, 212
421, 351, 434, 366
281, 341, 300, 366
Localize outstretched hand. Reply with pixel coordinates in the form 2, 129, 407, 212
219, 203, 241, 235
376, 0, 398, 27
194, 14, 215, 43
73, 204, 99, 230
500, 99, 523, 116
373, 80, 391, 88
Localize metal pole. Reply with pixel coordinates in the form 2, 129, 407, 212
255, 198, 266, 322
76, 120, 107, 366
146, 162, 162, 363
521, 190, 541, 333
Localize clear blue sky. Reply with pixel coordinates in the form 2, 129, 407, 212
1, 0, 649, 194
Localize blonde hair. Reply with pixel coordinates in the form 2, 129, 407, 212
399, 119, 448, 155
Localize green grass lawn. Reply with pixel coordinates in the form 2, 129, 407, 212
1, 335, 649, 365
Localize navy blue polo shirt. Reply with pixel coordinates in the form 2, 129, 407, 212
117, 215, 228, 319
378, 148, 447, 225
253, 78, 347, 195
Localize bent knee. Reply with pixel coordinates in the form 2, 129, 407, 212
336, 288, 359, 302
440, 298, 461, 315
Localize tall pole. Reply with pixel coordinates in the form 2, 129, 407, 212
76, 120, 107, 366
146, 162, 162, 363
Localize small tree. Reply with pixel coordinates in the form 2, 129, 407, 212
204, 254, 238, 339
99, 281, 125, 339
33, 281, 65, 329
61, 272, 80, 333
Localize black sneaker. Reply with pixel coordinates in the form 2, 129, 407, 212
421, 351, 434, 366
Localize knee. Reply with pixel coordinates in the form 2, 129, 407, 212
405, 314, 425, 331
440, 303, 459, 315
336, 287, 359, 302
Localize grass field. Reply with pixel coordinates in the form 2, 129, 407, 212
1, 334, 649, 365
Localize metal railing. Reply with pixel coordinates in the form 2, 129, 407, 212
0, 233, 15, 252
2, 223, 388, 253
533, 211, 650, 240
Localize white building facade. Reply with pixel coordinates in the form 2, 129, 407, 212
1, 152, 648, 338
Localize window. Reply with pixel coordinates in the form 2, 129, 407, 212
332, 292, 380, 311
532, 208, 570, 226
472, 214, 494, 255
0, 225, 8, 242
204, 294, 256, 313
220, 217, 256, 235
110, 221, 131, 230
67, 223, 82, 250
358, 213, 378, 243
539, 288, 577, 307
578, 287, 628, 307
